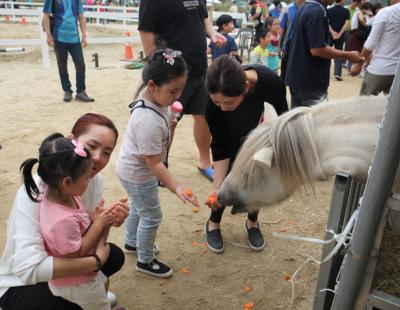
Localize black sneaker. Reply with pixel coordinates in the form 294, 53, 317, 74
245, 223, 265, 251
136, 258, 173, 278
124, 243, 159, 255
205, 221, 224, 254
76, 91, 95, 102
63, 91, 72, 102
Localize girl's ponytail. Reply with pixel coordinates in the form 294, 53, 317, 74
20, 158, 40, 203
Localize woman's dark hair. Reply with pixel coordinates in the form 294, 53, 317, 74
71, 113, 118, 142
206, 55, 247, 97
20, 133, 92, 203
256, 28, 270, 43
134, 49, 188, 99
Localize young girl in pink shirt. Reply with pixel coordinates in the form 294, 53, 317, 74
21, 133, 115, 310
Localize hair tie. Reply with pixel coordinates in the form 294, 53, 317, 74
162, 48, 182, 66
71, 140, 87, 158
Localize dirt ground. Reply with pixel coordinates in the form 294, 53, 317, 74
0, 21, 389, 310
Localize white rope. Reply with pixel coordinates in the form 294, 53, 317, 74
272, 207, 360, 304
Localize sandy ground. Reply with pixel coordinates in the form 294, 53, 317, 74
0, 21, 377, 310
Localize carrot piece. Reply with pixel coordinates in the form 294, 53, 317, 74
192, 206, 200, 213
181, 267, 190, 274
245, 302, 254, 309
185, 189, 193, 197
282, 272, 292, 281
192, 241, 198, 247
206, 193, 218, 207
244, 285, 252, 293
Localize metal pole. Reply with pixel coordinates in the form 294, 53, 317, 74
331, 63, 400, 309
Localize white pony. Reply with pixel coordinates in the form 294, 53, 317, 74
218, 95, 392, 214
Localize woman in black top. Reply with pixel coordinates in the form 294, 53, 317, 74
205, 55, 288, 253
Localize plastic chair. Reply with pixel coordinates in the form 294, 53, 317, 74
236, 27, 255, 61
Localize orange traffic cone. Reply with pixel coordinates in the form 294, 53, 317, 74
124, 43, 133, 60
5, 15, 10, 21
21, 17, 27, 25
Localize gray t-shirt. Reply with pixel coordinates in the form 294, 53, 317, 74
117, 97, 171, 184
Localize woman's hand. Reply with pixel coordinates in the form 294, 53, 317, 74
205, 191, 223, 211
95, 238, 110, 265
109, 198, 129, 227
175, 186, 200, 208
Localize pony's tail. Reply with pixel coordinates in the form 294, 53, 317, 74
20, 158, 40, 203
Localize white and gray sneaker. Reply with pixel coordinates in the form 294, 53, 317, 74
136, 258, 173, 278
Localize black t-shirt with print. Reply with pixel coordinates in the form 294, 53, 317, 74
139, 0, 208, 79
206, 65, 288, 162
284, 0, 331, 93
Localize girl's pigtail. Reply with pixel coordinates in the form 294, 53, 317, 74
20, 158, 40, 203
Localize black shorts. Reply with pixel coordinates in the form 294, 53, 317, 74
179, 75, 207, 115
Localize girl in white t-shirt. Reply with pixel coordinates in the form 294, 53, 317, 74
117, 49, 200, 278
21, 133, 115, 309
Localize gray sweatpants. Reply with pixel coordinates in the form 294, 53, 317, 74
360, 71, 394, 96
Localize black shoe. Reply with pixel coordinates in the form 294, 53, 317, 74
63, 91, 73, 102
334, 75, 343, 81
136, 258, 173, 278
76, 91, 95, 102
124, 243, 159, 255
245, 223, 265, 251
205, 221, 224, 254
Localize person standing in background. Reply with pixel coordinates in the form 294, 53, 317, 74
43, 0, 95, 102
351, 1, 400, 95
328, 0, 350, 81
138, 0, 226, 182
284, 0, 364, 108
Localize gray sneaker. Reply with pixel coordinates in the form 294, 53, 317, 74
205, 221, 224, 254
76, 91, 95, 102
63, 91, 73, 102
245, 223, 265, 251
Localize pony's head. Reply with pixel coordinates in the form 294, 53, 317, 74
218, 106, 324, 214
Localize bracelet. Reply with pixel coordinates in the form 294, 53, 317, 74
92, 253, 102, 271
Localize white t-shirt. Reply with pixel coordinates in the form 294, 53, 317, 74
117, 97, 171, 184
350, 10, 373, 30
364, 3, 400, 76
0, 174, 104, 298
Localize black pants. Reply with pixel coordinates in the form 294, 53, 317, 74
53, 40, 86, 94
0, 243, 124, 310
290, 87, 327, 109
209, 205, 259, 223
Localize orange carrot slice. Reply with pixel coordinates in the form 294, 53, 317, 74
244, 285, 252, 293
192, 206, 200, 213
245, 302, 254, 309
181, 267, 190, 274
185, 189, 193, 197
282, 272, 292, 281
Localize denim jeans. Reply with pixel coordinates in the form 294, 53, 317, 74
119, 178, 162, 264
53, 41, 86, 93
330, 38, 345, 77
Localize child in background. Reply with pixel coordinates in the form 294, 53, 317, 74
250, 28, 270, 66
21, 133, 115, 310
265, 16, 281, 73
208, 14, 239, 61
117, 49, 200, 278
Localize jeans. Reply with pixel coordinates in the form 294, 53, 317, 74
330, 38, 345, 77
290, 88, 328, 109
119, 178, 162, 264
53, 41, 86, 93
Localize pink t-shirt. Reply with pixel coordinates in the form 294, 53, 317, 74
40, 195, 97, 287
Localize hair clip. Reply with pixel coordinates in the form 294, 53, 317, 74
162, 48, 182, 65
71, 140, 87, 158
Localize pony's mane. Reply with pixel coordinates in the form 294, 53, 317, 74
231, 107, 325, 190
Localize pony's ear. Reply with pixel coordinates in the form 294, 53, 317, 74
263, 102, 278, 122
253, 147, 273, 168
